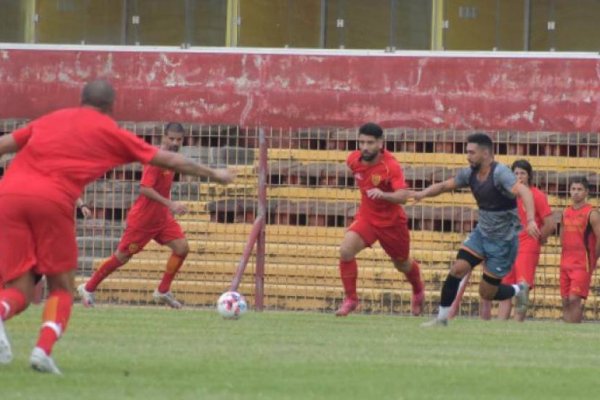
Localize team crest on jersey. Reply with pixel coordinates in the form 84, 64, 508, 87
371, 174, 382, 186
128, 243, 140, 254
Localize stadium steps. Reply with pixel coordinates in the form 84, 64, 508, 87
265, 149, 600, 171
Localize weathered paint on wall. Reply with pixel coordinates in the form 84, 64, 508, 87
0, 47, 599, 132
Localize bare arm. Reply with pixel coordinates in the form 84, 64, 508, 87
150, 150, 235, 184
139, 186, 187, 216
413, 178, 458, 201
366, 188, 413, 204
0, 134, 19, 157
539, 214, 556, 244
589, 211, 600, 267
513, 182, 540, 239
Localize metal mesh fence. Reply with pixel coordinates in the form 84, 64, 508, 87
1, 120, 599, 320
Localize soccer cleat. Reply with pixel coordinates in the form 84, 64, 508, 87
335, 298, 358, 317
153, 290, 182, 309
0, 318, 13, 364
30, 347, 61, 375
421, 318, 448, 328
77, 284, 95, 308
411, 290, 425, 316
515, 281, 530, 315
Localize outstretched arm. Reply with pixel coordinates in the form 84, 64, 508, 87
366, 188, 412, 204
150, 150, 235, 184
413, 178, 458, 201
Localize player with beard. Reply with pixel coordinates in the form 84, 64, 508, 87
78, 122, 191, 309
413, 133, 540, 326
335, 122, 425, 317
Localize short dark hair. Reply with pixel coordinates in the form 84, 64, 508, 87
467, 132, 493, 152
358, 122, 383, 139
164, 122, 185, 135
570, 176, 590, 190
511, 159, 533, 179
81, 79, 115, 113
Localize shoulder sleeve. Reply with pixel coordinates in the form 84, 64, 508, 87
140, 164, 159, 188
346, 151, 359, 170
389, 161, 408, 190
533, 188, 552, 218
11, 124, 34, 149
453, 167, 471, 188
494, 164, 517, 192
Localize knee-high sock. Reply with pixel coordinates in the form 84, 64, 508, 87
85, 255, 123, 292
158, 253, 187, 293
339, 259, 358, 301
36, 290, 72, 355
436, 274, 462, 320
0, 287, 28, 321
493, 284, 516, 300
403, 260, 424, 294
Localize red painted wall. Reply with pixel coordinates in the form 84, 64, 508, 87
0, 47, 599, 132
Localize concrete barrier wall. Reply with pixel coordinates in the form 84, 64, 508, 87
1, 45, 599, 132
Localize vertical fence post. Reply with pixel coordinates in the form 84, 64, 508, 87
254, 127, 268, 310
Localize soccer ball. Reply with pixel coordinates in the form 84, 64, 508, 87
217, 291, 248, 319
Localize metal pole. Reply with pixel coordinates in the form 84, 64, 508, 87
254, 127, 268, 311
523, 0, 531, 51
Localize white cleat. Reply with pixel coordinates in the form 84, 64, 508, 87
515, 281, 530, 315
0, 318, 13, 364
30, 347, 61, 375
421, 318, 448, 328
153, 290, 182, 309
77, 283, 95, 308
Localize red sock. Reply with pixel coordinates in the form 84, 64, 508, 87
85, 255, 123, 292
405, 260, 424, 294
158, 253, 186, 293
36, 290, 72, 356
339, 259, 358, 301
0, 287, 28, 321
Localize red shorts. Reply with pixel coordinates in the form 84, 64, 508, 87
560, 267, 593, 299
502, 251, 540, 287
0, 195, 78, 283
117, 218, 185, 255
348, 218, 410, 261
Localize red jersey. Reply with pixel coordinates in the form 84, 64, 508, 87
560, 204, 597, 271
347, 149, 408, 227
517, 186, 552, 252
126, 164, 175, 230
0, 107, 158, 210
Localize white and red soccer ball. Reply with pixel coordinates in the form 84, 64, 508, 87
217, 291, 248, 319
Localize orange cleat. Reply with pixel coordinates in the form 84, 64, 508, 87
335, 298, 358, 317
411, 290, 425, 316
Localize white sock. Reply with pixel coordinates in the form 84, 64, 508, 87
512, 284, 521, 295
438, 306, 450, 320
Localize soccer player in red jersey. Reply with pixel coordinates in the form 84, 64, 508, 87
335, 123, 425, 317
560, 177, 600, 323
479, 159, 555, 321
0, 80, 235, 373
78, 122, 191, 309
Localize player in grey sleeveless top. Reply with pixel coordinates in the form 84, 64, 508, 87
412, 133, 540, 326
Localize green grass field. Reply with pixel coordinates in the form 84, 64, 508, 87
2, 305, 600, 400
